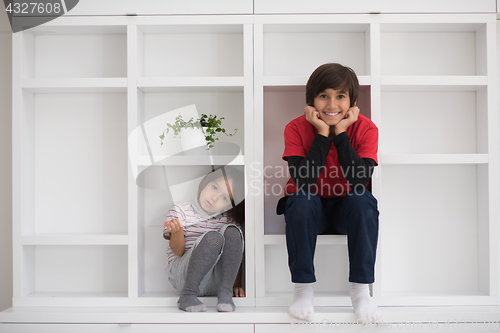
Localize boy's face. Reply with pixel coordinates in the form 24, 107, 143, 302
313, 88, 351, 127
199, 177, 233, 215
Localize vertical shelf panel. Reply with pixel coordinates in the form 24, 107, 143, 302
128, 24, 140, 299
242, 22, 255, 300
253, 23, 266, 299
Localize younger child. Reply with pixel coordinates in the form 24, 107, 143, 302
163, 166, 245, 312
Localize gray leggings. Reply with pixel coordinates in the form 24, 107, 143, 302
166, 224, 244, 296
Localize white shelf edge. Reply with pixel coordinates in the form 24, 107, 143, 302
2, 305, 500, 324
21, 234, 129, 246
379, 154, 489, 165
254, 13, 497, 24
264, 234, 347, 245
138, 154, 245, 166
381, 75, 487, 87
22, 78, 128, 93
137, 77, 245, 87
263, 75, 371, 86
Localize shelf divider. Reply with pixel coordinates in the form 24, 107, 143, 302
380, 154, 489, 165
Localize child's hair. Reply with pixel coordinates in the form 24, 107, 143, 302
196, 166, 245, 226
305, 63, 359, 108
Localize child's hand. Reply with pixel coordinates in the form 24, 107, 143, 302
164, 218, 183, 234
305, 105, 330, 137
233, 287, 245, 297
334, 105, 360, 136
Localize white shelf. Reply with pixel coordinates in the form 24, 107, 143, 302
380, 154, 489, 165
381, 75, 487, 91
138, 155, 245, 166
21, 234, 128, 246
9, 13, 498, 322
22, 78, 127, 93
137, 77, 245, 92
2, 306, 500, 324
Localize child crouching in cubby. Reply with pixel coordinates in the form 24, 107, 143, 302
163, 166, 245, 312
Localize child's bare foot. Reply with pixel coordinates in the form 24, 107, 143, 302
350, 282, 381, 324
288, 283, 314, 321
177, 294, 207, 312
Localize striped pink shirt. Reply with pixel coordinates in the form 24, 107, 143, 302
164, 200, 239, 265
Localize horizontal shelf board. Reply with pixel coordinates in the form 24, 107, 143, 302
22, 78, 128, 93
383, 290, 488, 297
263, 23, 370, 33
264, 234, 346, 245
138, 154, 244, 166
254, 14, 496, 24
381, 76, 487, 91
377, 294, 498, 307
380, 23, 488, 32
137, 77, 245, 92
137, 293, 254, 307
138, 24, 244, 34
3, 305, 500, 324
21, 234, 128, 245
263, 75, 370, 86
22, 24, 127, 35
12, 294, 253, 308
379, 154, 489, 165
25, 292, 128, 298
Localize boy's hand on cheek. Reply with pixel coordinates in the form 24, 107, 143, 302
334, 105, 359, 136
305, 106, 330, 137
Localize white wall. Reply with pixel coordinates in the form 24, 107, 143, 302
0, 9, 13, 311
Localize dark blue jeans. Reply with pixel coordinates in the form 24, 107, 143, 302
276, 189, 379, 284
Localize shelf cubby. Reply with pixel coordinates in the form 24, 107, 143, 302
379, 165, 494, 304
380, 23, 487, 76
262, 24, 371, 78
262, 85, 371, 235
21, 25, 127, 79
21, 245, 128, 297
136, 24, 244, 78
380, 88, 488, 155
21, 91, 128, 236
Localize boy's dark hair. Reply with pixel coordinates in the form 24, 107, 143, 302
197, 166, 245, 227
305, 63, 359, 108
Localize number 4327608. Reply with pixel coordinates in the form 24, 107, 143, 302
5, 2, 62, 14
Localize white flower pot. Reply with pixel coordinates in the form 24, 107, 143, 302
180, 127, 207, 153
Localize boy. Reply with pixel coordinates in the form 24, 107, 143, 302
276, 63, 381, 324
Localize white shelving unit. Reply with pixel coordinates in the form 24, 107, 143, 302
3, 10, 500, 330
254, 14, 499, 308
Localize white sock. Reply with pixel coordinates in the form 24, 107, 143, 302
350, 282, 381, 324
289, 283, 314, 322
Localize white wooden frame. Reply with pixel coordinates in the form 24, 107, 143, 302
6, 12, 499, 322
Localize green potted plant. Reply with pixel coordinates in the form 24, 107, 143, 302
159, 113, 237, 150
